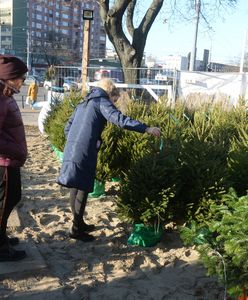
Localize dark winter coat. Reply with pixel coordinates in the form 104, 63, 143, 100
57, 87, 148, 192
0, 95, 27, 167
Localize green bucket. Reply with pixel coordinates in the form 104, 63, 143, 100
127, 223, 164, 247
88, 180, 105, 198
111, 177, 121, 182
51, 144, 64, 163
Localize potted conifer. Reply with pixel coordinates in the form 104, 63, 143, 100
117, 149, 176, 247
180, 189, 248, 300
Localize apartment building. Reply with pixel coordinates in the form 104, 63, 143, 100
0, 0, 106, 67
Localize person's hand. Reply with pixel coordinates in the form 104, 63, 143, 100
145, 127, 161, 137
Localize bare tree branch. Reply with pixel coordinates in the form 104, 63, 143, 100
98, 0, 109, 20
138, 0, 164, 35
126, 0, 136, 37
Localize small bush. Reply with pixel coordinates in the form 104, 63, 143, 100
44, 92, 83, 151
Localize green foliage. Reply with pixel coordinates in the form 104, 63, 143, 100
227, 127, 248, 196
180, 189, 248, 297
175, 128, 229, 221
180, 220, 213, 246
117, 151, 175, 226
44, 92, 83, 151
44, 92, 248, 229
96, 123, 124, 181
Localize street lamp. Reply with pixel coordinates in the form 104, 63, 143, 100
81, 9, 94, 92
83, 10, 94, 21
17, 27, 31, 74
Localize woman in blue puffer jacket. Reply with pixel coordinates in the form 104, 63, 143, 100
57, 78, 160, 242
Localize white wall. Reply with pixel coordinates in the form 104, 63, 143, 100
178, 71, 248, 106
164, 55, 188, 71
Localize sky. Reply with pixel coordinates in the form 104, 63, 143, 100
145, 0, 248, 64
107, 0, 248, 65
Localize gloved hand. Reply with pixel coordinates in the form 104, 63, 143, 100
145, 127, 161, 137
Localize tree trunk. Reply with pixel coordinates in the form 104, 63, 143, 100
117, 48, 142, 84
99, 0, 164, 84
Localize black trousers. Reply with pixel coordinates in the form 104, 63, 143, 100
0, 167, 21, 246
69, 188, 88, 223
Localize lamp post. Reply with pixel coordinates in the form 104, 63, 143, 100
81, 9, 93, 93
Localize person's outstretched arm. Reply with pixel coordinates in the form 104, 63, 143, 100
100, 97, 160, 136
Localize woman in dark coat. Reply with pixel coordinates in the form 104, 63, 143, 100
57, 78, 160, 242
0, 55, 28, 261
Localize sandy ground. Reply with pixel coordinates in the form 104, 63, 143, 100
1, 126, 225, 300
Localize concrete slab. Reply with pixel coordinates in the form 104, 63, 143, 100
0, 241, 48, 280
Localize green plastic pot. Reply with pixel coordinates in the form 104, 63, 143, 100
127, 223, 164, 247
51, 144, 64, 163
111, 177, 120, 182
88, 180, 105, 198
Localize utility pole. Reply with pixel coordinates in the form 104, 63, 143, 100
240, 29, 247, 73
189, 0, 201, 71
81, 10, 93, 93
27, 29, 31, 74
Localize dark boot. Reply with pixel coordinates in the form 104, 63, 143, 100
69, 222, 95, 242
69, 189, 95, 241
81, 220, 96, 232
0, 243, 26, 262
8, 236, 20, 246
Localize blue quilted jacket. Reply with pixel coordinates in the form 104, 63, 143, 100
57, 87, 147, 192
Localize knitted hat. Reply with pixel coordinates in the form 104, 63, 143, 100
0, 55, 28, 80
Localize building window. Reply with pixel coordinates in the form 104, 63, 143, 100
1, 25, 11, 32
1, 36, 11, 42
36, 14, 42, 21
36, 5, 42, 12
62, 13, 69, 19
62, 29, 69, 34
62, 21, 69, 27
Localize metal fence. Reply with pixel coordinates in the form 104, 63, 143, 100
51, 65, 179, 101
52, 65, 178, 83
